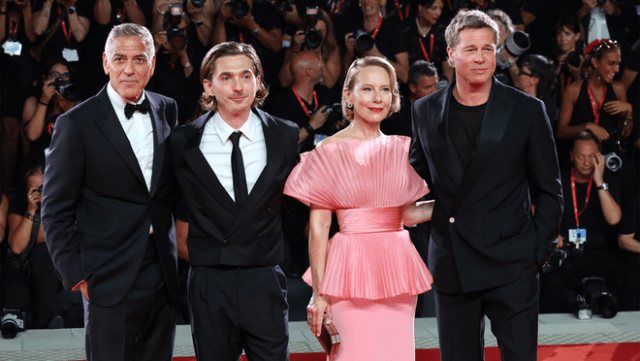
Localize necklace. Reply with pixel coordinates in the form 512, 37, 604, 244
415, 16, 430, 38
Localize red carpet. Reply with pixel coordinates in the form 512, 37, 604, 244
171, 342, 640, 360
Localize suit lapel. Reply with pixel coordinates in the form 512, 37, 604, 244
182, 112, 238, 214
226, 109, 284, 237
94, 86, 147, 190
149, 94, 170, 197
452, 80, 514, 212
431, 85, 464, 187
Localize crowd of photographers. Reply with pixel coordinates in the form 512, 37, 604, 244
0, 0, 639, 336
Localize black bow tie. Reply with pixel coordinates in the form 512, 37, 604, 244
124, 98, 150, 119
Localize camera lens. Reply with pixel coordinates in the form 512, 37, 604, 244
228, 0, 250, 17
191, 0, 206, 8
566, 51, 581, 68
305, 28, 323, 50
355, 30, 374, 52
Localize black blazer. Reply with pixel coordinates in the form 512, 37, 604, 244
171, 109, 299, 267
410, 78, 563, 294
42, 86, 180, 307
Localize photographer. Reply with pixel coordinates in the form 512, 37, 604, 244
279, 8, 341, 89
512, 54, 559, 128
148, 6, 206, 124
1, 0, 37, 192
6, 166, 70, 328
21, 59, 80, 169
540, 132, 637, 313
342, 0, 409, 83
556, 39, 632, 166
212, 0, 283, 86
152, 0, 215, 48
31, 0, 90, 62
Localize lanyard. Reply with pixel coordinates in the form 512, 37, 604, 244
8, 16, 18, 41
571, 168, 593, 228
371, 17, 383, 40
331, 0, 346, 15
117, 8, 125, 23
238, 27, 245, 43
393, 0, 410, 21
291, 86, 317, 117
419, 33, 434, 62
586, 80, 607, 125
57, 7, 71, 45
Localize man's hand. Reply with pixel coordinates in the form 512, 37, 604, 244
26, 187, 42, 214
154, 30, 170, 53
229, 10, 258, 31
309, 105, 329, 130
593, 152, 606, 186
57, 0, 78, 9
217, 0, 233, 22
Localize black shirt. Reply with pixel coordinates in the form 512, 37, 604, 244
559, 167, 621, 251
449, 95, 486, 170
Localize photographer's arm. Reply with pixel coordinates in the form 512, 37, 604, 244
211, 7, 229, 46
66, 9, 89, 42
32, 0, 53, 36
93, 0, 111, 25
7, 188, 41, 255
618, 233, 640, 253
0, 194, 8, 242
299, 105, 328, 146
277, 30, 304, 87
0, 0, 7, 42
593, 153, 621, 226
321, 49, 341, 89
21, 1, 37, 42
186, 0, 215, 47
23, 93, 51, 141
123, 0, 146, 26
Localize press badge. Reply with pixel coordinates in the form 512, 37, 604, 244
569, 228, 587, 249
314, 133, 327, 146
2, 40, 22, 56
62, 48, 79, 62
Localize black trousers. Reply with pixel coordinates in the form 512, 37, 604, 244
188, 264, 289, 361
435, 266, 539, 361
82, 236, 176, 361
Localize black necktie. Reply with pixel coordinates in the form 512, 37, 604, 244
229, 131, 248, 206
124, 98, 150, 119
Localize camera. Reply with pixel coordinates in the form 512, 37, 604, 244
603, 152, 622, 172
304, 28, 323, 50
350, 30, 374, 52
323, 102, 345, 131
566, 51, 581, 68
164, 4, 187, 51
582, 277, 618, 318
1, 309, 26, 339
542, 248, 567, 275
226, 0, 250, 17
496, 31, 531, 69
565, 291, 593, 320
273, 0, 294, 14
50, 78, 80, 102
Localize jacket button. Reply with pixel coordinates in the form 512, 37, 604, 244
222, 240, 229, 248
449, 217, 455, 223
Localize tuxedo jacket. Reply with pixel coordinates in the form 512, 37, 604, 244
42, 86, 180, 308
171, 109, 299, 267
410, 78, 563, 294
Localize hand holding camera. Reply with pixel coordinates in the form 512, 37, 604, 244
308, 105, 329, 130
27, 185, 43, 213
41, 78, 58, 104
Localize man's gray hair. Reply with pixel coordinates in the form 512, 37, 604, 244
104, 23, 155, 63
445, 10, 500, 51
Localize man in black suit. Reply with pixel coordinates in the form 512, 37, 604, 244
171, 42, 299, 361
42, 23, 179, 361
410, 10, 563, 361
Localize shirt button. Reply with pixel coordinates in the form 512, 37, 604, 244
449, 217, 455, 223
222, 240, 229, 248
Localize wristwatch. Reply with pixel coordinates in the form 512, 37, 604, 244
183, 62, 192, 69
251, 27, 261, 36
596, 183, 609, 191
304, 124, 315, 135
68, 6, 76, 14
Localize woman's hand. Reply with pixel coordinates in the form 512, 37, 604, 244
307, 292, 331, 337
292, 30, 305, 52
603, 100, 632, 117
26, 187, 42, 214
585, 122, 610, 142
41, 77, 57, 105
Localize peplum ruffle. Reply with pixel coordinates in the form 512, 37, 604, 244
284, 136, 433, 299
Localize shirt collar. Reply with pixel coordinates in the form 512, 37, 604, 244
212, 111, 261, 144
106, 83, 147, 113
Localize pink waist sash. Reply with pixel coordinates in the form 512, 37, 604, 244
336, 207, 403, 234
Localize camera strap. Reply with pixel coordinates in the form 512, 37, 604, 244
586, 80, 607, 125
330, 0, 347, 15
392, 0, 410, 21
291, 86, 317, 117
17, 212, 41, 266
571, 168, 593, 228
57, 7, 72, 46
8, 16, 18, 41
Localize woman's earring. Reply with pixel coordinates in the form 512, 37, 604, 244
347, 102, 353, 109
417, 10, 423, 17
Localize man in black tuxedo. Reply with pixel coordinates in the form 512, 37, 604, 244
410, 10, 563, 361
42, 23, 179, 361
171, 42, 299, 361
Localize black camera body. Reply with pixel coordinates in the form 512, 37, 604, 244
351, 30, 374, 52
273, 0, 294, 14
50, 78, 80, 102
227, 0, 251, 17
304, 28, 323, 50
1, 309, 26, 339
564, 276, 618, 319
164, 5, 188, 51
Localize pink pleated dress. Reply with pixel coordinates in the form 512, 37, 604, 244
283, 136, 433, 361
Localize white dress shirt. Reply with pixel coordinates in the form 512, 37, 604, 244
587, 7, 611, 45
200, 111, 267, 202
106, 83, 155, 192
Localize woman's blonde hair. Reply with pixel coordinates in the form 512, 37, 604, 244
342, 57, 401, 121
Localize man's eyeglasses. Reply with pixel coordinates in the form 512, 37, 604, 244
518, 68, 535, 78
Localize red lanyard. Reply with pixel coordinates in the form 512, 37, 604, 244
57, 7, 71, 45
331, 0, 346, 15
393, 0, 410, 21
8, 16, 18, 40
471, 0, 489, 9
371, 17, 383, 40
571, 168, 593, 228
238, 27, 245, 43
586, 80, 607, 125
117, 8, 125, 23
419, 33, 434, 62
291, 86, 317, 117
